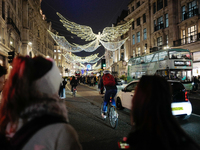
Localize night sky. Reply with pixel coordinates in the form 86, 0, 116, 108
41, 0, 130, 60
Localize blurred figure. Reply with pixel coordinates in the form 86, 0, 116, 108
70, 76, 78, 92
127, 75, 200, 150
0, 56, 82, 150
62, 78, 67, 98
98, 75, 101, 90
0, 65, 7, 101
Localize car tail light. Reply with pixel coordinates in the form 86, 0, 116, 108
185, 91, 188, 101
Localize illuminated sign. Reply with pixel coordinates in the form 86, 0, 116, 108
86, 64, 92, 70
174, 61, 191, 66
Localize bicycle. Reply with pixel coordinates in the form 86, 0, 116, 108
72, 86, 77, 97
100, 95, 118, 129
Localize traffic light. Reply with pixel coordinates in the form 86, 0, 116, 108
101, 59, 106, 69
8, 51, 15, 63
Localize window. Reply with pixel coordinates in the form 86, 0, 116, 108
157, 16, 163, 30
133, 50, 135, 58
165, 13, 168, 27
54, 55, 56, 59
188, 25, 197, 43
152, 53, 158, 62
143, 14, 146, 23
54, 50, 56, 52
121, 52, 124, 60
153, 2, 156, 14
182, 6, 185, 21
137, 32, 140, 43
132, 21, 135, 29
126, 82, 138, 92
137, 47, 141, 56
166, 35, 168, 45
188, 1, 197, 18
10, 37, 14, 47
141, 56, 145, 63
137, 1, 140, 8
135, 57, 141, 64
164, 0, 168, 7
58, 61, 61, 67
58, 54, 61, 60
132, 6, 134, 12
57, 49, 61, 52
154, 20, 156, 27
145, 54, 154, 63
137, 17, 140, 26
121, 44, 124, 49
144, 43, 147, 54
159, 51, 168, 61
169, 51, 191, 59
157, 0, 163, 11
132, 34, 135, 45
182, 30, 186, 44
157, 37, 162, 46
143, 28, 147, 40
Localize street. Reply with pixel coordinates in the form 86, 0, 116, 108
64, 83, 200, 150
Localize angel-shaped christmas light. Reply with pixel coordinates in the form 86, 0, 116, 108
49, 12, 133, 53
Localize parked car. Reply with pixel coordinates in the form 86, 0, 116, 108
115, 80, 192, 120
116, 78, 125, 85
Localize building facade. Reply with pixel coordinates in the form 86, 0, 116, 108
53, 45, 72, 77
109, 0, 200, 77
0, 0, 55, 72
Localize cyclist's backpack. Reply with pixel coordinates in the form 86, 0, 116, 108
0, 115, 68, 150
103, 74, 116, 86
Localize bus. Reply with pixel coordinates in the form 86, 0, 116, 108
127, 48, 193, 91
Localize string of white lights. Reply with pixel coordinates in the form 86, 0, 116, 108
57, 12, 133, 42
99, 37, 129, 51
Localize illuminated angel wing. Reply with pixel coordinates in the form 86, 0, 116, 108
57, 12, 97, 41
100, 19, 133, 42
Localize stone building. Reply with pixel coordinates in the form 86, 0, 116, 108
0, 0, 55, 70
124, 0, 200, 77
53, 45, 72, 77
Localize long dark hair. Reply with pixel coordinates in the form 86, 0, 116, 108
0, 56, 52, 132
130, 75, 200, 149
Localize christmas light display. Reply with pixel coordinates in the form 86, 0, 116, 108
57, 12, 133, 42
99, 37, 128, 51
48, 30, 100, 52
62, 52, 103, 63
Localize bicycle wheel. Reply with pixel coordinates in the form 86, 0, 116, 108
109, 106, 118, 129
100, 102, 106, 120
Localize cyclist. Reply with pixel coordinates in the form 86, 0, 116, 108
100, 70, 117, 119
70, 76, 78, 92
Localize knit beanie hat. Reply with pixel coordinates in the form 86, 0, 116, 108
32, 57, 62, 95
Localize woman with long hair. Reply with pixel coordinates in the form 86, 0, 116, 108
0, 56, 82, 150
127, 75, 200, 150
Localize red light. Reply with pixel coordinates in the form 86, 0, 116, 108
185, 91, 188, 101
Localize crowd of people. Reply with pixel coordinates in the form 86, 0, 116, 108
0, 55, 200, 150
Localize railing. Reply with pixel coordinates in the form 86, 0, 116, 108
7, 17, 20, 36
173, 33, 200, 46
183, 8, 198, 20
